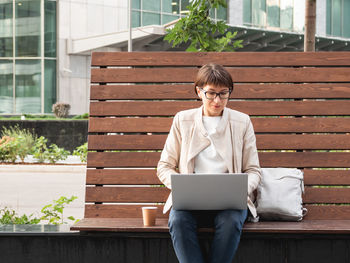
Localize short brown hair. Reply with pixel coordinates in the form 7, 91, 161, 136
194, 63, 234, 94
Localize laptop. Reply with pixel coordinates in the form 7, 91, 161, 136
171, 173, 248, 210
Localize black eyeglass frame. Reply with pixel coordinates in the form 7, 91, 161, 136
198, 87, 231, 100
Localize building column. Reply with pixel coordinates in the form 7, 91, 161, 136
316, 0, 326, 37
228, 0, 243, 26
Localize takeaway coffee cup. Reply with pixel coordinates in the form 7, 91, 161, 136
142, 207, 158, 226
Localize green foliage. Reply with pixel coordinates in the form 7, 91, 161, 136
46, 144, 70, 164
0, 126, 36, 162
32, 136, 49, 163
33, 136, 70, 163
0, 114, 89, 120
0, 137, 18, 162
0, 207, 40, 225
0, 196, 79, 225
72, 113, 89, 119
40, 196, 79, 225
164, 0, 243, 52
73, 142, 88, 163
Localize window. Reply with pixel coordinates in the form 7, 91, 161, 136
243, 0, 303, 32
327, 0, 350, 38
0, 0, 57, 114
132, 0, 227, 27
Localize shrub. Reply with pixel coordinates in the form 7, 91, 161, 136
73, 142, 88, 162
46, 144, 70, 164
0, 136, 17, 162
0, 195, 79, 225
0, 207, 40, 224
33, 136, 70, 163
40, 195, 79, 224
32, 136, 49, 163
52, 102, 71, 118
0, 126, 36, 162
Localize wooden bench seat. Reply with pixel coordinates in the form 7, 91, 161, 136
73, 218, 350, 234
71, 52, 350, 261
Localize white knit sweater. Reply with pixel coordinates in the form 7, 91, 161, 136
194, 116, 229, 174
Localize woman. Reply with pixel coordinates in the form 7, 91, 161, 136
157, 63, 261, 263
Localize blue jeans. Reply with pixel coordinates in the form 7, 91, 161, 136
168, 208, 248, 263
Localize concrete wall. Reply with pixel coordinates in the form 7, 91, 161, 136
57, 0, 128, 114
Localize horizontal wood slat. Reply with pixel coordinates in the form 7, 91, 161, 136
84, 204, 168, 218
88, 117, 350, 133
83, 204, 350, 220
85, 186, 350, 204
88, 134, 350, 150
304, 187, 350, 204
91, 67, 350, 83
90, 83, 350, 100
90, 101, 350, 116
86, 169, 160, 185
84, 205, 350, 220
85, 186, 169, 203
85, 169, 350, 186
91, 52, 350, 66
304, 170, 350, 186
87, 152, 350, 168
304, 205, 350, 220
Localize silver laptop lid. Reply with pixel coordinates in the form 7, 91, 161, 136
171, 173, 248, 210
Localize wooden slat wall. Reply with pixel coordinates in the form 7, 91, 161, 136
85, 52, 350, 220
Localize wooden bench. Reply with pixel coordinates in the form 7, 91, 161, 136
71, 52, 350, 262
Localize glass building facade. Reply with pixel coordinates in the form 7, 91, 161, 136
131, 0, 227, 27
243, 0, 304, 32
0, 0, 56, 114
326, 0, 350, 38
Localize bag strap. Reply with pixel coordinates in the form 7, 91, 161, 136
302, 208, 308, 217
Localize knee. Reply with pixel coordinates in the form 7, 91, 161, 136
215, 210, 246, 233
168, 210, 196, 233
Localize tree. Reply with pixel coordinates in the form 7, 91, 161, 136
164, 0, 243, 52
304, 0, 316, 51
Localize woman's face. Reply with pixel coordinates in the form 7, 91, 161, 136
196, 84, 230, 116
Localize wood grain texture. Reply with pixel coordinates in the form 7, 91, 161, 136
304, 170, 350, 185
91, 67, 350, 83
79, 52, 350, 228
85, 186, 350, 204
82, 205, 350, 222
84, 204, 168, 219
91, 52, 350, 66
88, 117, 350, 133
86, 169, 160, 185
87, 152, 350, 168
85, 169, 350, 186
244, 219, 350, 232
85, 186, 169, 203
71, 217, 169, 232
304, 205, 350, 220
87, 134, 350, 150
90, 83, 350, 100
72, 217, 350, 233
89, 100, 350, 116
304, 188, 350, 204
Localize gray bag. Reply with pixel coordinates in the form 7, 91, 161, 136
256, 168, 307, 221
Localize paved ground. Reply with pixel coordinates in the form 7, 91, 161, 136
0, 163, 86, 224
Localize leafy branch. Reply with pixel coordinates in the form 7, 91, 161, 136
164, 0, 243, 52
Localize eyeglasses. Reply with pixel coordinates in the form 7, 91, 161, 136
198, 88, 230, 100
